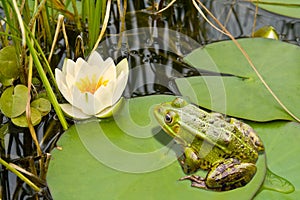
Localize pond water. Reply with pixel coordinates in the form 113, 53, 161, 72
1, 0, 300, 199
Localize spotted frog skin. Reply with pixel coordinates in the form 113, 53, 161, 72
153, 97, 264, 191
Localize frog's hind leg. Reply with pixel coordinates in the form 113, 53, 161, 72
180, 158, 256, 191
206, 158, 256, 191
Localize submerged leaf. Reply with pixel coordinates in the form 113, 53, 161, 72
0, 85, 28, 118
177, 38, 300, 121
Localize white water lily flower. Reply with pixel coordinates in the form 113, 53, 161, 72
55, 51, 128, 119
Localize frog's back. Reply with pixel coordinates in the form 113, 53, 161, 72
179, 105, 259, 169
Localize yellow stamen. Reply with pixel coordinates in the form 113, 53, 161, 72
76, 75, 109, 94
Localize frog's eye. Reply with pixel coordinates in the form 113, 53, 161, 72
165, 111, 176, 124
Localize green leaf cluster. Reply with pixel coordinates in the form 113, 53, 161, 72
0, 85, 51, 127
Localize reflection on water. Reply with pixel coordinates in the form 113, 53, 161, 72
102, 0, 300, 97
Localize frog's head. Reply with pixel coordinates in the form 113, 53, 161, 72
153, 97, 188, 139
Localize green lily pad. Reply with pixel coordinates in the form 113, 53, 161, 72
0, 46, 19, 85
11, 107, 42, 127
47, 95, 266, 200
31, 98, 51, 116
251, 121, 300, 199
252, 0, 300, 19
176, 38, 300, 121
0, 85, 28, 118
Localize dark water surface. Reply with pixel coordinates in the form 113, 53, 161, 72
1, 0, 300, 199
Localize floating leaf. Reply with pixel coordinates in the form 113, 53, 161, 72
176, 38, 300, 121
31, 98, 51, 116
11, 107, 41, 127
0, 46, 19, 85
0, 85, 28, 118
252, 0, 300, 19
47, 95, 266, 200
251, 121, 300, 199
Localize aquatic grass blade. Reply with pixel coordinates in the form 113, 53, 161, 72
25, 33, 68, 130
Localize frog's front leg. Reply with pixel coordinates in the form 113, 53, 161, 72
178, 147, 202, 174
180, 158, 257, 191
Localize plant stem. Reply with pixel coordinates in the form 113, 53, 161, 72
26, 34, 69, 130
92, 0, 112, 52
0, 158, 41, 192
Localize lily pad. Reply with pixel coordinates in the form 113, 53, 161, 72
11, 107, 42, 127
251, 121, 300, 199
252, 0, 300, 19
31, 98, 51, 116
0, 85, 28, 118
0, 46, 19, 85
176, 38, 300, 121
47, 95, 266, 200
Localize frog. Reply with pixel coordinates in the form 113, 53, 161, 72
153, 97, 264, 191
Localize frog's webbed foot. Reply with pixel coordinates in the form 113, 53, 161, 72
179, 175, 208, 190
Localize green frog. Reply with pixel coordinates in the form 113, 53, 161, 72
153, 97, 264, 191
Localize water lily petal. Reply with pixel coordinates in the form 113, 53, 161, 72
72, 81, 115, 116
112, 71, 128, 104
73, 58, 85, 77
60, 103, 91, 120
94, 97, 124, 118
101, 60, 117, 82
55, 69, 73, 103
71, 86, 87, 108
116, 58, 129, 77
65, 73, 76, 89
62, 59, 75, 74
89, 57, 116, 82
72, 91, 98, 115
93, 80, 116, 113
74, 62, 96, 80
103, 57, 115, 70
87, 51, 104, 66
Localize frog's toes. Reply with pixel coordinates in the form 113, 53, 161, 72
179, 175, 208, 190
